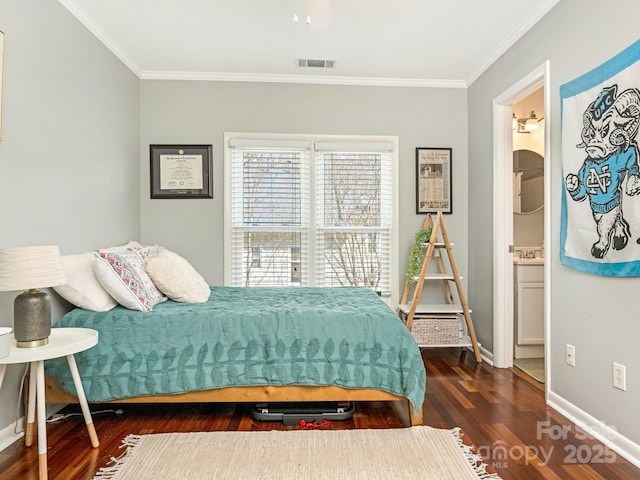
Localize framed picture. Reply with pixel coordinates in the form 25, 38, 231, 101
415, 147, 452, 214
150, 144, 213, 199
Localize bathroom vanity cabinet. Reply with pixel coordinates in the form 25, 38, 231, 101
514, 261, 544, 358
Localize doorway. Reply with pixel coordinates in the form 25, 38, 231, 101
512, 89, 545, 382
492, 62, 551, 398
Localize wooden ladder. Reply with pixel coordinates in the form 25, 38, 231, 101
399, 212, 482, 362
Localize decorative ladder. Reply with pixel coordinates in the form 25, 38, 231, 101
398, 212, 482, 362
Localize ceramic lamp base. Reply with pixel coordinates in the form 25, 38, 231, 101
14, 289, 51, 348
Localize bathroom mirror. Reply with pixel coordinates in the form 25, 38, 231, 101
513, 149, 544, 214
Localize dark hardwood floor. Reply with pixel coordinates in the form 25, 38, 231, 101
1, 348, 639, 479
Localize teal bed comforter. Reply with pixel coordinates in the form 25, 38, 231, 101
46, 287, 426, 414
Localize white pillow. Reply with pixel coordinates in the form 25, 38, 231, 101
53, 252, 118, 312
95, 250, 166, 312
146, 250, 210, 303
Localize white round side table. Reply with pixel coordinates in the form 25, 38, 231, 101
0, 327, 99, 480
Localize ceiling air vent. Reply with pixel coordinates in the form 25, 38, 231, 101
297, 58, 336, 69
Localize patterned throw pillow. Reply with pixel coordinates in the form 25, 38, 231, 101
94, 250, 166, 312
129, 244, 164, 263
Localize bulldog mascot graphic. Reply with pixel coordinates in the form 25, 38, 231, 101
565, 85, 640, 258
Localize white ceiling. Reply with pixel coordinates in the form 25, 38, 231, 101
60, 0, 559, 87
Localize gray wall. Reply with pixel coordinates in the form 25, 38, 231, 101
468, 0, 640, 443
0, 0, 139, 436
139, 80, 470, 297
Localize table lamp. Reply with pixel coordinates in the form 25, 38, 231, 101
0, 246, 66, 347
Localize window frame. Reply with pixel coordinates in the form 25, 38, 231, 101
224, 132, 399, 308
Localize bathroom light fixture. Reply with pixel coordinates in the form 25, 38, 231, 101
515, 110, 542, 133
524, 111, 539, 132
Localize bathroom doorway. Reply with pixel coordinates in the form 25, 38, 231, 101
492, 62, 551, 399
512, 89, 545, 383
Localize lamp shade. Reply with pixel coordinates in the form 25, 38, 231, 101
0, 245, 67, 292
524, 119, 539, 132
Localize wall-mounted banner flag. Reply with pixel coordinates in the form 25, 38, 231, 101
561, 39, 640, 276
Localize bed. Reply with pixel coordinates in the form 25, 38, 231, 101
44, 287, 426, 425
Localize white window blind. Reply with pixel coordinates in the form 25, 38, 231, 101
315, 150, 392, 290
226, 134, 395, 295
230, 146, 310, 287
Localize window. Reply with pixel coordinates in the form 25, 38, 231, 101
290, 246, 301, 283
225, 134, 397, 299
251, 247, 262, 268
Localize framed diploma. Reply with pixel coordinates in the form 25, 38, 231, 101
415, 147, 452, 214
150, 144, 213, 199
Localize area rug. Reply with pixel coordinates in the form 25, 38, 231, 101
93, 426, 501, 479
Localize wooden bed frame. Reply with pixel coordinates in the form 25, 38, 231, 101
44, 376, 423, 426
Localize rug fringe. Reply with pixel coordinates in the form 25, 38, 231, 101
92, 434, 141, 480
450, 427, 503, 480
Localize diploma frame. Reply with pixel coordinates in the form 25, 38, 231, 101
150, 144, 213, 199
415, 147, 452, 214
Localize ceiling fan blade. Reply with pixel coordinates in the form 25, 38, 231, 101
305, 0, 332, 30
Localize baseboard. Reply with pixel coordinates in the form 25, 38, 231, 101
514, 344, 544, 359
0, 417, 24, 452
548, 390, 640, 469
0, 404, 65, 453
479, 345, 495, 365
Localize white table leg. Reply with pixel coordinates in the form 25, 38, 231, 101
35, 360, 47, 480
66, 354, 99, 447
25, 362, 38, 447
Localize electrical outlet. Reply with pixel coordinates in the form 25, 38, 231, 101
566, 344, 575, 367
613, 363, 626, 391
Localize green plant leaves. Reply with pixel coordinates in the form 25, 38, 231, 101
405, 227, 432, 284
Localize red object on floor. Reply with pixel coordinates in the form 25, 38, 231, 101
299, 419, 331, 429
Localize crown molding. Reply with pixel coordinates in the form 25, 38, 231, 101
139, 70, 467, 88
466, 0, 560, 85
58, 0, 144, 77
